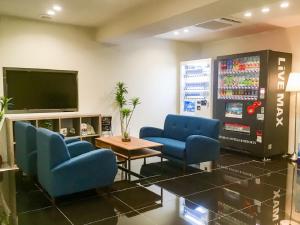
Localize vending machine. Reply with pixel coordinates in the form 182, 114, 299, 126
180, 59, 213, 118
213, 50, 292, 158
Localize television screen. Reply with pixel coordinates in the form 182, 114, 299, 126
3, 68, 78, 112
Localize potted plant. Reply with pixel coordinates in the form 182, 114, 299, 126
0, 97, 13, 123
0, 97, 13, 166
114, 82, 141, 142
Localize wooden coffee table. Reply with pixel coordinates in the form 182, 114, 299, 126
95, 136, 163, 180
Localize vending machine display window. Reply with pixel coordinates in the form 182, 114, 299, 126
179, 198, 209, 225
225, 102, 243, 119
180, 59, 212, 117
218, 56, 260, 101
224, 123, 250, 134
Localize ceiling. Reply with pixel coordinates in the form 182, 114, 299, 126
0, 0, 299, 44
0, 0, 154, 27
157, 0, 300, 42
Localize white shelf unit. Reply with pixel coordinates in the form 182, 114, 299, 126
5, 112, 101, 166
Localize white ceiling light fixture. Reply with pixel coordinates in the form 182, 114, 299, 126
174, 31, 180, 35
280, 1, 289, 8
261, 7, 270, 13
183, 29, 189, 33
244, 12, 252, 17
53, 5, 62, 12
47, 10, 56, 16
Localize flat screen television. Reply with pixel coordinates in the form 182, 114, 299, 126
3, 68, 78, 113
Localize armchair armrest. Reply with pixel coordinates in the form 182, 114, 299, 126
58, 133, 80, 144
67, 141, 93, 158
65, 137, 81, 144
185, 135, 220, 164
140, 127, 164, 138
52, 149, 117, 180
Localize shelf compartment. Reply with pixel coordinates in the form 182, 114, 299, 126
218, 95, 258, 101
218, 86, 258, 90
60, 118, 80, 137
219, 69, 260, 75
80, 116, 99, 136
37, 119, 59, 132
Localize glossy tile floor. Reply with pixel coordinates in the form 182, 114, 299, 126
1, 151, 300, 225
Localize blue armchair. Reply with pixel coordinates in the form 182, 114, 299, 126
140, 114, 220, 165
36, 128, 117, 198
14, 121, 82, 176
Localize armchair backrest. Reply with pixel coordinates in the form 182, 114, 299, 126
14, 121, 37, 169
163, 114, 220, 141
36, 128, 70, 180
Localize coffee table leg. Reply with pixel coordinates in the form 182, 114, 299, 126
160, 155, 163, 173
124, 160, 128, 180
128, 158, 131, 181
143, 158, 146, 165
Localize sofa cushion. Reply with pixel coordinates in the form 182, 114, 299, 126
163, 114, 220, 141
143, 137, 186, 159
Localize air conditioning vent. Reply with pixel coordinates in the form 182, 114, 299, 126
195, 18, 242, 30
220, 17, 241, 24
40, 14, 52, 20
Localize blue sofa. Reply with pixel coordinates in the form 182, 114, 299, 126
36, 128, 117, 197
14, 121, 81, 176
140, 114, 220, 165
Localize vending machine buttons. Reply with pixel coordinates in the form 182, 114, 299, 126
256, 130, 263, 143
260, 88, 265, 99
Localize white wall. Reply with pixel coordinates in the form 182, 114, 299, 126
0, 16, 110, 113
197, 26, 300, 154
0, 16, 200, 161
102, 39, 201, 135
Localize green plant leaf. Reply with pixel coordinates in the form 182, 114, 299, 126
0, 96, 13, 117
114, 82, 128, 108
130, 97, 141, 107
120, 108, 132, 118
113, 82, 141, 135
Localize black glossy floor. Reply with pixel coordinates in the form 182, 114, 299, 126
1, 151, 300, 225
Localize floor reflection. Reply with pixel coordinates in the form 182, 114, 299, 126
1, 153, 300, 225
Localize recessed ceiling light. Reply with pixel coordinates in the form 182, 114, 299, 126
244, 12, 252, 17
183, 29, 189, 33
174, 31, 179, 35
47, 10, 56, 16
261, 7, 270, 13
280, 1, 289, 8
53, 5, 62, 11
